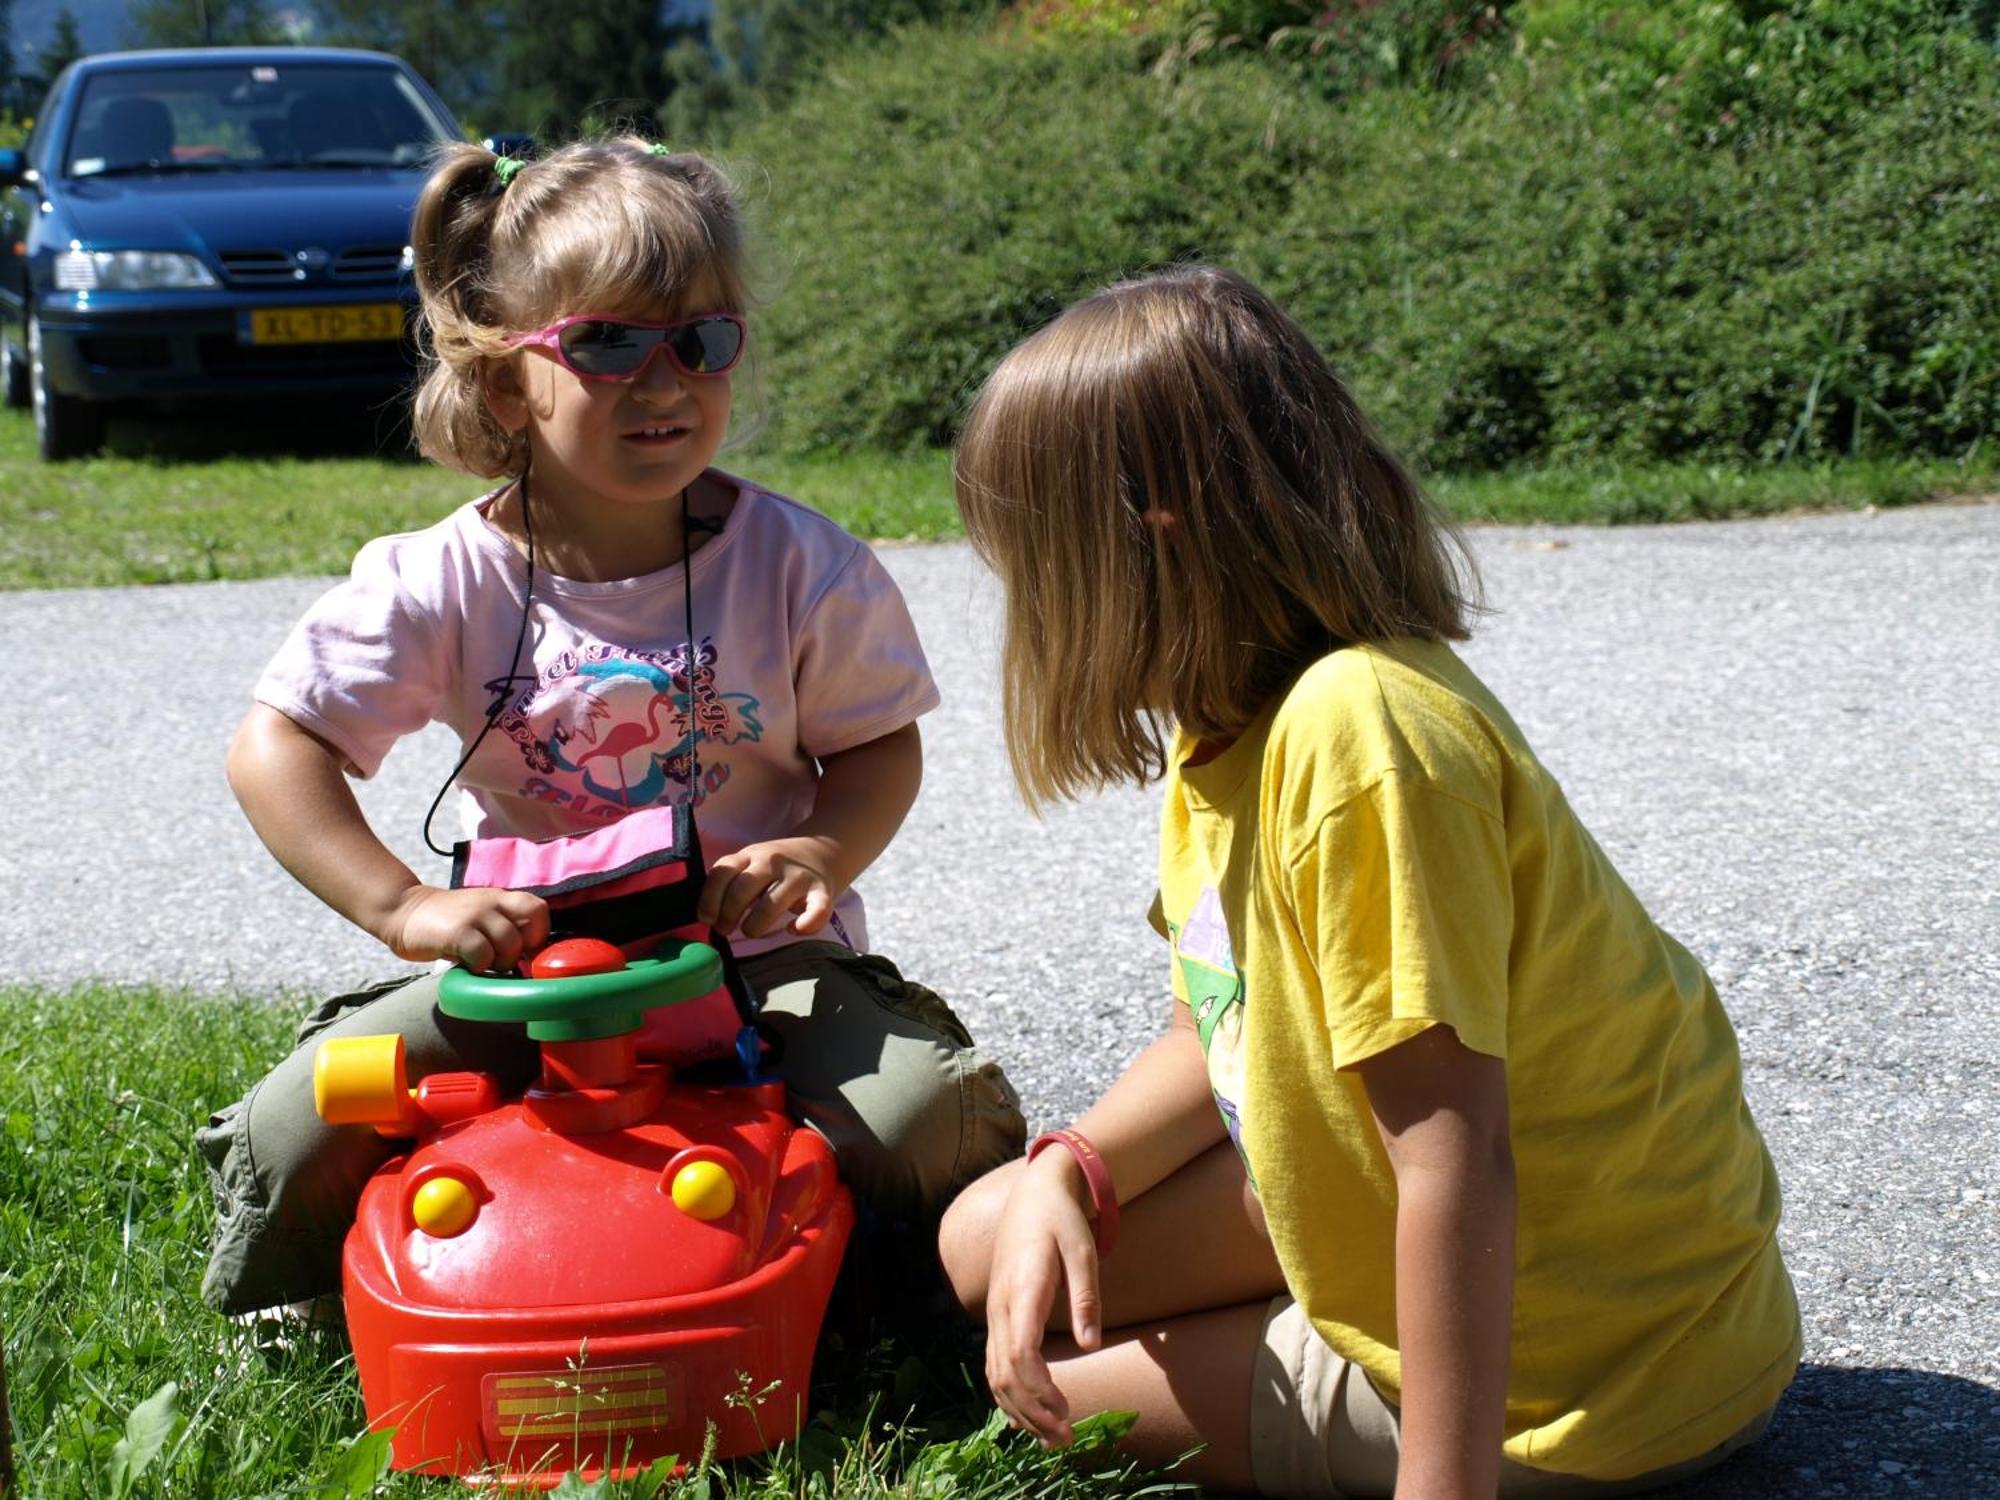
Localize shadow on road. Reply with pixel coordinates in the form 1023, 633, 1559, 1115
1659, 1364, 1998, 1497
98, 392, 419, 464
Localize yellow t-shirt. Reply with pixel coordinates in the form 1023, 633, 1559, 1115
1157, 640, 1799, 1480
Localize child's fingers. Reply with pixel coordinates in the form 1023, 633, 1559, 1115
1057, 1229, 1103, 1350
988, 1262, 1073, 1447
789, 883, 834, 935
449, 917, 512, 973
450, 930, 498, 972
737, 870, 800, 939
989, 1323, 1067, 1446
742, 868, 829, 938
469, 905, 532, 972
695, 856, 751, 926
496, 889, 551, 949
700, 863, 771, 933
1005, 1352, 1071, 1447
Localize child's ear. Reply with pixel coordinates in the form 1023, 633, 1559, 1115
478, 356, 531, 434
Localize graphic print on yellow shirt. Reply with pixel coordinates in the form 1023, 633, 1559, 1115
1169, 886, 1251, 1175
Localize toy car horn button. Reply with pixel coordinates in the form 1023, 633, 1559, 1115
527, 936, 627, 978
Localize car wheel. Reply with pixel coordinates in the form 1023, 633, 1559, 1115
29, 312, 104, 460
0, 323, 27, 410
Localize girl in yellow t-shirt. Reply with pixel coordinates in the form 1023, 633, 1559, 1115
938, 266, 1799, 1500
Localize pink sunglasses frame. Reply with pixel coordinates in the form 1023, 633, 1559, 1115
505, 311, 747, 383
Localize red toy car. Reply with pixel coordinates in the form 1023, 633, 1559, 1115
313, 936, 854, 1485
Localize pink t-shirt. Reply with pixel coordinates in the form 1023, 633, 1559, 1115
256, 470, 938, 958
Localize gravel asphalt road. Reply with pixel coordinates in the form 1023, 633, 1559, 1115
3, 500, 1995, 1496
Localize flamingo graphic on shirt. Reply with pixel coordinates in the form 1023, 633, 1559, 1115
509, 643, 764, 811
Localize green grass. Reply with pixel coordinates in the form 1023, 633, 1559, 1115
0, 983, 1183, 1498
0, 406, 960, 591
0, 404, 1990, 591
1432, 455, 1999, 525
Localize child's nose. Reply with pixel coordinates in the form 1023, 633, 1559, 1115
633, 345, 686, 399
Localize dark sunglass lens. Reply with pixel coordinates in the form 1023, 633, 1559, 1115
559, 320, 652, 375
670, 317, 743, 375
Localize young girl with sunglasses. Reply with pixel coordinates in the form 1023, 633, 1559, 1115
197, 138, 1023, 1318
938, 267, 1798, 1499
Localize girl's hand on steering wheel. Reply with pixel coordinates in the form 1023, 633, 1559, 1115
984, 1149, 1102, 1448
383, 885, 550, 972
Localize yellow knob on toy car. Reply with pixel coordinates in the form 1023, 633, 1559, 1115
314, 1034, 410, 1127
671, 1160, 736, 1221
412, 1176, 478, 1238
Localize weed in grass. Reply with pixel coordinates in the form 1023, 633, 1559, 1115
0, 985, 1189, 1496
104, 1381, 178, 1500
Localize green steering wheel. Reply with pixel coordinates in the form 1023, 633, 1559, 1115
437, 937, 724, 1042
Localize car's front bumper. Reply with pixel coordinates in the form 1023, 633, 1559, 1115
34, 286, 420, 401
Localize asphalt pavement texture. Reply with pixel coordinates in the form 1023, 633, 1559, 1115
3, 500, 1995, 1496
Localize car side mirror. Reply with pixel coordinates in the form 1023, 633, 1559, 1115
0, 149, 26, 189
480, 133, 536, 160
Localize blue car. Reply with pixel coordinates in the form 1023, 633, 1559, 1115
0, 47, 465, 459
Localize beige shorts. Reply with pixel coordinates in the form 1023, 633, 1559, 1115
1249, 1296, 1776, 1500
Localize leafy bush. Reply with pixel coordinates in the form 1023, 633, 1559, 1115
1264, 38, 2000, 467
1183, 1, 1518, 95
721, 33, 1319, 449
1001, 0, 1197, 38
1518, 0, 1998, 146
718, 13, 2000, 469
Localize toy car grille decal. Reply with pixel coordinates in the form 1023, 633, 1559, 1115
480, 1363, 682, 1440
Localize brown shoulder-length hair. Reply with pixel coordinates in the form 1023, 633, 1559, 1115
409, 136, 752, 479
953, 265, 1477, 809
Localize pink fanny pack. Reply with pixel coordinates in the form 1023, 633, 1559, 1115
449, 804, 751, 1066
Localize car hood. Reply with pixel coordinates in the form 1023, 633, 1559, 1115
59, 170, 423, 252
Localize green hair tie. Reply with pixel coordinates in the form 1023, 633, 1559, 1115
493, 154, 526, 187
648, 143, 671, 157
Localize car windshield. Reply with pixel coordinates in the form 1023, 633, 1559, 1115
63, 63, 453, 178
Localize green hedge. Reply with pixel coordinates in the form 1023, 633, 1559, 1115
715, 17, 2000, 471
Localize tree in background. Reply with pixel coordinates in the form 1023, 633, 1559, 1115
322, 0, 675, 140
664, 0, 991, 138
317, 0, 508, 122
125, 0, 286, 48
37, 5, 84, 81
493, 0, 668, 138
0, 0, 15, 113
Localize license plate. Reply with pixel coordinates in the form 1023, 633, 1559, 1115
240, 303, 404, 345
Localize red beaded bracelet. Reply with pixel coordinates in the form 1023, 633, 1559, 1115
1027, 1128, 1120, 1258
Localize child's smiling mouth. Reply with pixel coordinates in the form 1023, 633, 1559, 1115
623, 422, 692, 446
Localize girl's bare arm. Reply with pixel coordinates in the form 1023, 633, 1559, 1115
227, 703, 548, 970
972, 1004, 1227, 1444
1360, 1023, 1517, 1500
699, 720, 924, 936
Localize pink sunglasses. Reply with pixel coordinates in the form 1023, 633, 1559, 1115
506, 312, 746, 382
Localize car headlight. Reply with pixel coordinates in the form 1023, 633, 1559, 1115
53, 249, 217, 291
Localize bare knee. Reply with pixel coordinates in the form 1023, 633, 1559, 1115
937, 1157, 1024, 1320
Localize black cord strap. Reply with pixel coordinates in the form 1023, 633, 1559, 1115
422, 476, 538, 857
